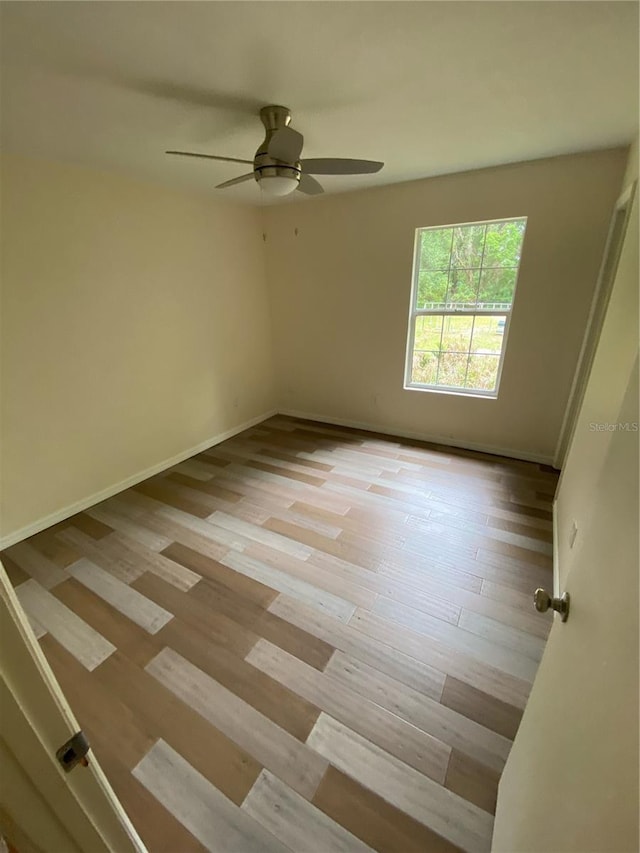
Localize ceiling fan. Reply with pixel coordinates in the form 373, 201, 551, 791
166, 104, 384, 197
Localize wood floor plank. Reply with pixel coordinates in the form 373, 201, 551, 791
160, 542, 278, 608
163, 474, 236, 514
109, 532, 203, 590
368, 598, 538, 682
19, 529, 82, 568
131, 571, 256, 659
487, 515, 553, 542
307, 713, 494, 852
156, 617, 321, 741
87, 504, 173, 551
247, 639, 451, 783
376, 568, 550, 640
224, 459, 318, 494
217, 467, 353, 516
3, 542, 69, 588
56, 527, 145, 583
172, 459, 218, 481
60, 527, 201, 591
16, 579, 115, 670
0, 554, 30, 587
161, 572, 335, 672
95, 650, 262, 805
293, 501, 410, 548
209, 510, 314, 559
133, 740, 288, 853
273, 515, 413, 568
146, 647, 329, 799
269, 594, 446, 700
350, 608, 533, 706
66, 558, 174, 634
25, 611, 48, 639
132, 479, 213, 518
153, 504, 262, 553
242, 769, 373, 853
378, 555, 484, 594
269, 508, 343, 540
380, 577, 551, 640
107, 497, 231, 564
221, 550, 356, 623
445, 749, 500, 815
457, 609, 545, 662
473, 553, 553, 593
324, 651, 511, 773
53, 578, 161, 667
260, 447, 334, 472
312, 766, 461, 853
68, 512, 115, 540
244, 543, 378, 610
100, 752, 208, 853
440, 676, 523, 740
247, 457, 326, 486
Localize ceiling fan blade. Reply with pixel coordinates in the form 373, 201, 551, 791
301, 158, 384, 175
166, 151, 253, 165
268, 127, 304, 163
215, 173, 255, 189
297, 173, 324, 196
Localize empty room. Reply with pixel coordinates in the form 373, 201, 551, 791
0, 2, 638, 852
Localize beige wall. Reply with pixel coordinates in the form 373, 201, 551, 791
555, 138, 638, 586
0, 153, 276, 542
265, 148, 626, 462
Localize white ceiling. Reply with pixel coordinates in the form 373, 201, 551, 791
1, 1, 638, 205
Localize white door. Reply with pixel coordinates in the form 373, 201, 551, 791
492, 171, 639, 851
0, 559, 146, 852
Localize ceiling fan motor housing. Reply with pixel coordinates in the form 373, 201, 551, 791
253, 105, 301, 187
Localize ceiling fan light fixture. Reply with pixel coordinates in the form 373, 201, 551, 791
166, 105, 384, 198
258, 173, 300, 197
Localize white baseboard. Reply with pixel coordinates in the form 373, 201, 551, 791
278, 408, 555, 466
0, 410, 278, 550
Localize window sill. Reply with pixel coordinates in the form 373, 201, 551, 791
403, 383, 498, 400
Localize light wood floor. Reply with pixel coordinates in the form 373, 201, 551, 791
2, 416, 556, 853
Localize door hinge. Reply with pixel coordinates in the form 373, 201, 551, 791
56, 730, 90, 772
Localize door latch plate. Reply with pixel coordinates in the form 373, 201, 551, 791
56, 730, 90, 772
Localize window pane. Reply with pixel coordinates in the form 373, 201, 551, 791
451, 224, 485, 268
437, 353, 468, 388
445, 268, 480, 306
416, 270, 448, 308
441, 315, 474, 353
420, 229, 453, 270
412, 351, 439, 385
477, 268, 517, 307
483, 220, 526, 268
470, 315, 507, 353
408, 218, 526, 396
414, 315, 443, 350
465, 355, 500, 391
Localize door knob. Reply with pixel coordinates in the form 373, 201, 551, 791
534, 588, 570, 622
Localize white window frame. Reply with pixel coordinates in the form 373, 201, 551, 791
404, 216, 527, 399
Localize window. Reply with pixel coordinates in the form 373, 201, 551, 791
405, 217, 527, 397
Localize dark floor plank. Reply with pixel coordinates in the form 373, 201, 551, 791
445, 749, 500, 814
440, 675, 523, 740
313, 766, 462, 853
